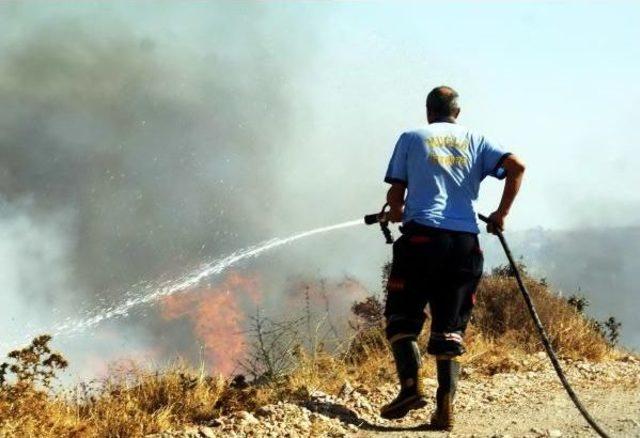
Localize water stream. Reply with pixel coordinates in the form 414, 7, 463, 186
2, 219, 363, 352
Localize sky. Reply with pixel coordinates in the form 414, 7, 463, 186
300, 1, 640, 230
0, 1, 638, 376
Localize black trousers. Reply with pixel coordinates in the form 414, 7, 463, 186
384, 222, 484, 356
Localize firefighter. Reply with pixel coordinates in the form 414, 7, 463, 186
379, 86, 526, 430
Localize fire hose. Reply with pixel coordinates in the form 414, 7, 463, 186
363, 208, 612, 438
477, 213, 610, 438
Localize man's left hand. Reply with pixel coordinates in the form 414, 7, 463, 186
486, 210, 507, 234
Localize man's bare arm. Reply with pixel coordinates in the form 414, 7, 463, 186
487, 154, 526, 233
386, 182, 407, 223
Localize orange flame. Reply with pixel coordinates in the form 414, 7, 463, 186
160, 271, 261, 375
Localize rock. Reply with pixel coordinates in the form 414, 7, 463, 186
547, 429, 562, 437
236, 410, 259, 425
338, 380, 354, 398
460, 366, 474, 378
198, 428, 217, 438
357, 385, 370, 395
182, 426, 199, 437
255, 406, 274, 417
209, 418, 224, 427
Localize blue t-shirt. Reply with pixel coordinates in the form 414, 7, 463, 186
384, 122, 510, 234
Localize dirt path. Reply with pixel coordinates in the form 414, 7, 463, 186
363, 371, 640, 437
150, 357, 640, 438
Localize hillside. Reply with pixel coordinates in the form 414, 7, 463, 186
480, 225, 640, 350
151, 357, 640, 437
1, 268, 638, 437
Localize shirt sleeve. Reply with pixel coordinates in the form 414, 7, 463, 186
480, 136, 511, 180
384, 133, 410, 184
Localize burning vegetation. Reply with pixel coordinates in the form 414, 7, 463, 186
160, 272, 262, 376
0, 264, 626, 437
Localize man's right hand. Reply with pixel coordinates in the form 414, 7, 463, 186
486, 210, 507, 234
386, 182, 407, 223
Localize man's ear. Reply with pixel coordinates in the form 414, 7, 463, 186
453, 108, 461, 119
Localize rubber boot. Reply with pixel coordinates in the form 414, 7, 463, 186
380, 337, 428, 419
430, 357, 460, 430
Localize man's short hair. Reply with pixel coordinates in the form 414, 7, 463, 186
426, 86, 460, 118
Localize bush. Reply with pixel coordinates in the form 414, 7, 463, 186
473, 271, 611, 360
0, 334, 68, 390
491, 259, 529, 277
0, 336, 226, 437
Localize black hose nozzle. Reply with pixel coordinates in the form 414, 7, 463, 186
364, 213, 381, 225
364, 203, 394, 244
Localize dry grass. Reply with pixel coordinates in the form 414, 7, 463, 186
0, 269, 622, 437
1, 358, 227, 437
472, 274, 612, 361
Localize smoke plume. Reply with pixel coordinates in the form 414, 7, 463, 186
0, 4, 332, 375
